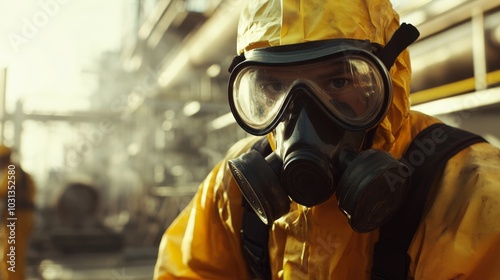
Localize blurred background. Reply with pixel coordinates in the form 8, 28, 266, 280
0, 0, 499, 279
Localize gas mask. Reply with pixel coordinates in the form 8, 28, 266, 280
228, 26, 419, 233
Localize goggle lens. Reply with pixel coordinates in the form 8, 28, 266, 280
231, 54, 387, 133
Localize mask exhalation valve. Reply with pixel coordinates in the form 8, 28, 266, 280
282, 149, 335, 207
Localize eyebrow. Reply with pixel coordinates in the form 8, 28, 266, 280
254, 68, 293, 81
310, 61, 352, 81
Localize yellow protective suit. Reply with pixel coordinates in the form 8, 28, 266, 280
0, 147, 36, 280
154, 0, 500, 279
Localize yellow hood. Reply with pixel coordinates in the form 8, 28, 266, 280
237, 0, 413, 158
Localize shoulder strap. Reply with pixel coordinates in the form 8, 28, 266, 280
241, 137, 272, 280
371, 123, 486, 280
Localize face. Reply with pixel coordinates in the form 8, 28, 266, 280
229, 42, 391, 136
252, 58, 380, 118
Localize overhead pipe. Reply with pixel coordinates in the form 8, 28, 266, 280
415, 0, 500, 39
157, 0, 242, 89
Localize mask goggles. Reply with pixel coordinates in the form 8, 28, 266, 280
228, 39, 393, 135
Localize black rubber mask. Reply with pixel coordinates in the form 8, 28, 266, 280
228, 88, 410, 233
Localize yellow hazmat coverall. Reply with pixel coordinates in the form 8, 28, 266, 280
154, 0, 500, 278
0, 146, 36, 280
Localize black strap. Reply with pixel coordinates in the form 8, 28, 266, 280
376, 23, 420, 70
241, 137, 272, 280
371, 123, 486, 280
228, 53, 246, 73
242, 203, 272, 280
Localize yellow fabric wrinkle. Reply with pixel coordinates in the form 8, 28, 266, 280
237, 0, 281, 53
408, 142, 500, 279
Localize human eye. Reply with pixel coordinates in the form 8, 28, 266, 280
259, 80, 287, 99
319, 65, 352, 92
328, 78, 350, 90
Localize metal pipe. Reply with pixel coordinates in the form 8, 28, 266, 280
157, 0, 242, 89
472, 8, 487, 91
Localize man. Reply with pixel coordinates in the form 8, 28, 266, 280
0, 145, 36, 280
154, 0, 500, 279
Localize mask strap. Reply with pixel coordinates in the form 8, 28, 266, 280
376, 23, 420, 70
362, 127, 377, 150
228, 53, 246, 73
